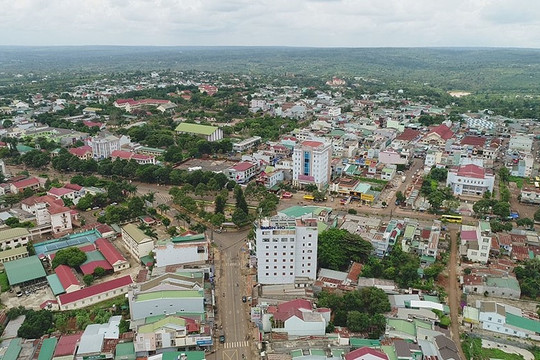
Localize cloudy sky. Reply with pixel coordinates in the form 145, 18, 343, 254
1, 0, 539, 47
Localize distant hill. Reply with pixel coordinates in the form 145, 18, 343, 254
1, 46, 540, 92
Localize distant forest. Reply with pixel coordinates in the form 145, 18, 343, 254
1, 46, 540, 93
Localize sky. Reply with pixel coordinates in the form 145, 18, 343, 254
1, 0, 540, 48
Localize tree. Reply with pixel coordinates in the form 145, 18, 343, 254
234, 186, 249, 214
347, 311, 370, 333
17, 309, 53, 339
318, 229, 373, 271
214, 194, 227, 214
157, 204, 170, 214
535, 207, 540, 222
232, 208, 249, 226
93, 267, 106, 277
516, 217, 534, 228
162, 217, 171, 227
312, 190, 325, 202
429, 168, 448, 182
76, 194, 94, 211
395, 191, 406, 204
356, 287, 391, 315
492, 201, 510, 218
52, 247, 87, 268
83, 274, 94, 286
498, 167, 510, 183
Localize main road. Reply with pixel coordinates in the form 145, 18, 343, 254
208, 229, 253, 360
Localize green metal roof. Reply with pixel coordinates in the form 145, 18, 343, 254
138, 316, 187, 333
46, 274, 66, 296
404, 225, 416, 239
331, 350, 345, 358
170, 234, 205, 243
16, 144, 34, 153
317, 222, 328, 233
122, 224, 152, 244
291, 350, 304, 358
2, 338, 22, 360
353, 183, 371, 194
175, 123, 219, 136
140, 255, 154, 266
4, 255, 46, 285
478, 221, 491, 233
506, 313, 540, 333
279, 206, 332, 219
162, 351, 205, 360
115, 342, 136, 360
82, 250, 106, 264
38, 337, 58, 360
0, 227, 30, 242
136, 290, 203, 302
485, 276, 521, 292
387, 318, 416, 336
422, 295, 440, 303
381, 345, 398, 360
349, 338, 381, 349
310, 350, 326, 356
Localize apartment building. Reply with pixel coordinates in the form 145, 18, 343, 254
292, 140, 332, 190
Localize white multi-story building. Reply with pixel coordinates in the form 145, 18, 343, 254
292, 140, 332, 190
255, 216, 318, 285
227, 161, 258, 184
89, 134, 120, 160
460, 222, 491, 264
446, 164, 495, 196
153, 233, 209, 267
509, 135, 533, 152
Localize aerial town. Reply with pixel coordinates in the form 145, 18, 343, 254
0, 69, 539, 360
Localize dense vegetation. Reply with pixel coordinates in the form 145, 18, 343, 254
514, 258, 540, 299
317, 228, 373, 271
318, 287, 390, 338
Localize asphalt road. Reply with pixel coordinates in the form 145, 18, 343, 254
209, 229, 253, 360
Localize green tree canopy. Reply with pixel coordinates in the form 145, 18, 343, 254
318, 228, 373, 271
52, 247, 87, 269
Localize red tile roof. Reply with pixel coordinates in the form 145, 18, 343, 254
497, 233, 512, 246
345, 347, 388, 360
111, 150, 134, 160
96, 238, 126, 266
48, 187, 73, 197
461, 136, 486, 147
64, 183, 83, 191
54, 333, 82, 356
302, 140, 324, 148
55, 264, 81, 289
232, 161, 256, 172
58, 275, 132, 305
462, 274, 483, 286
456, 164, 486, 179
427, 124, 453, 140
272, 299, 313, 321
461, 230, 478, 241
396, 128, 421, 141
512, 245, 529, 261
12, 177, 40, 189
347, 262, 363, 283
80, 260, 113, 275
69, 145, 92, 157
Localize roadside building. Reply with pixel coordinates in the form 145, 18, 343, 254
121, 224, 154, 261
292, 140, 332, 190
57, 275, 133, 310
175, 123, 223, 142
153, 233, 209, 267
446, 164, 494, 196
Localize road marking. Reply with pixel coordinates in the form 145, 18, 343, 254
223, 349, 238, 360
224, 341, 250, 349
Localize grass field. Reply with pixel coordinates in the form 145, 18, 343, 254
0, 271, 10, 292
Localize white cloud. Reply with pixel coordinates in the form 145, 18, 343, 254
0, 0, 539, 47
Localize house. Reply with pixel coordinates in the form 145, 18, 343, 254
58, 275, 133, 310
462, 275, 520, 299
263, 299, 330, 337
111, 150, 156, 165
421, 124, 454, 146
69, 145, 93, 160
134, 315, 211, 355
10, 177, 40, 194
227, 161, 258, 184
434, 334, 461, 360
233, 136, 262, 152
76, 316, 121, 360
510, 155, 534, 178
509, 135, 533, 152
446, 164, 494, 196
175, 123, 223, 142
53, 334, 82, 360
153, 233, 209, 267
378, 150, 409, 165
95, 238, 130, 272
22, 195, 72, 234
460, 222, 491, 264
0, 227, 31, 251
47, 183, 85, 205
520, 187, 540, 205
128, 273, 205, 320
345, 347, 388, 360
121, 224, 154, 261
54, 264, 82, 293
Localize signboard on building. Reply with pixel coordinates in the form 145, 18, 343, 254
361, 193, 374, 202
251, 306, 262, 324
196, 336, 213, 346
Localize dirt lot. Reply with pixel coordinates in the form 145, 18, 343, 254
175, 158, 238, 173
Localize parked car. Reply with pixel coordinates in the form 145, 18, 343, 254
242, 296, 247, 303
219, 335, 225, 343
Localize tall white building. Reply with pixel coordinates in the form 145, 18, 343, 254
256, 216, 318, 285
89, 134, 120, 160
292, 140, 332, 190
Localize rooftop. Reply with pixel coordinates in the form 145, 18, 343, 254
4, 255, 47, 285
0, 227, 30, 242
175, 123, 219, 135
38, 337, 58, 360
136, 290, 203, 302
122, 224, 153, 244
59, 275, 133, 305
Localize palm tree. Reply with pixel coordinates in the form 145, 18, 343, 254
157, 204, 170, 214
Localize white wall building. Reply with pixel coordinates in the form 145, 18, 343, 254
292, 140, 332, 190
89, 134, 120, 160
153, 234, 209, 267
255, 216, 318, 285
233, 136, 262, 152
227, 161, 258, 184
121, 224, 154, 260
446, 164, 495, 196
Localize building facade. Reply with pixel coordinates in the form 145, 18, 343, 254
446, 164, 495, 196
121, 224, 155, 260
292, 140, 332, 190
255, 216, 318, 285
89, 134, 120, 160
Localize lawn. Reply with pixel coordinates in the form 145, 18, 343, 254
482, 348, 524, 360
462, 336, 525, 360
509, 176, 524, 189
0, 271, 9, 292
